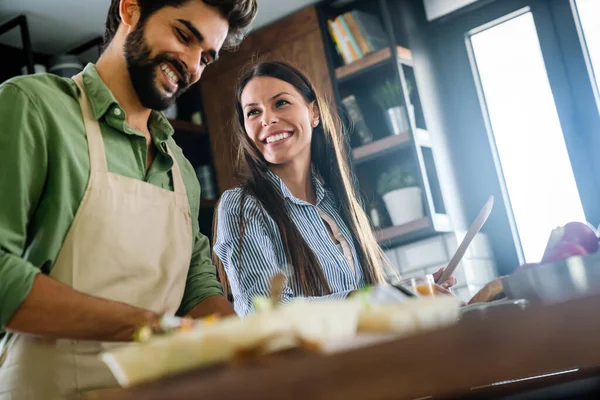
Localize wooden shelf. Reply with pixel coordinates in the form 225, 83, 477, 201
352, 128, 431, 165
200, 199, 218, 208
169, 119, 206, 135
352, 132, 410, 164
375, 215, 452, 248
335, 46, 413, 81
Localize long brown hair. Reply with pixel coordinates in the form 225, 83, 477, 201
214, 61, 387, 298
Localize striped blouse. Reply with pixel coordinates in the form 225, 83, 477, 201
214, 170, 366, 316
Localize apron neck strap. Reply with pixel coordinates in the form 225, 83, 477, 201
72, 73, 108, 175
163, 144, 187, 196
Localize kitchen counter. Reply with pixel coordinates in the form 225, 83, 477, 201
101, 293, 600, 399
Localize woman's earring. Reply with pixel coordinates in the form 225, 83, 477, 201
313, 120, 319, 126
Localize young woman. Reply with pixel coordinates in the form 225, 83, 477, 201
213, 61, 455, 316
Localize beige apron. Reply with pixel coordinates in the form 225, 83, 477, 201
0, 74, 193, 399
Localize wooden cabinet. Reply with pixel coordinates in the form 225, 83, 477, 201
199, 5, 333, 192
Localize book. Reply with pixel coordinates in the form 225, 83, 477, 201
332, 18, 359, 63
329, 19, 354, 64
351, 10, 390, 53
342, 95, 372, 146
327, 20, 348, 64
343, 12, 371, 56
338, 15, 363, 59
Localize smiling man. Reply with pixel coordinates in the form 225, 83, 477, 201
0, 0, 256, 398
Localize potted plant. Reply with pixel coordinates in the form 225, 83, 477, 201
372, 79, 414, 135
376, 165, 423, 226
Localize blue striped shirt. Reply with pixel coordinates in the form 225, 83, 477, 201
214, 170, 366, 316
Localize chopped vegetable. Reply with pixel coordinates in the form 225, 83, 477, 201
252, 296, 274, 312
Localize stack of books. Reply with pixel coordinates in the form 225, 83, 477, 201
327, 10, 391, 65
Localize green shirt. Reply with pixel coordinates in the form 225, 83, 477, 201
0, 64, 222, 329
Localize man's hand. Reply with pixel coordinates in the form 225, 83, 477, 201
6, 274, 157, 342
186, 295, 236, 319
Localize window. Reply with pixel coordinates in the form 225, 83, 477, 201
468, 10, 585, 262
573, 0, 600, 102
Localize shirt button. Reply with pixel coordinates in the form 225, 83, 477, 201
113, 108, 122, 116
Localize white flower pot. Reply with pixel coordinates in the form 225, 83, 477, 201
382, 187, 424, 226
384, 104, 415, 135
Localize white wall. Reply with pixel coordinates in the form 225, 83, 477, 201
423, 0, 482, 21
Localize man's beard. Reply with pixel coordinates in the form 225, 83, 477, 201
124, 23, 191, 111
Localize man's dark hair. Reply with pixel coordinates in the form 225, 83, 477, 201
102, 0, 257, 51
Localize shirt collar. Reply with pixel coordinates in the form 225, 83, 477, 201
266, 167, 327, 206
79, 63, 174, 141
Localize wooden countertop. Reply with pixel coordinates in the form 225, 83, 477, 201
103, 293, 600, 400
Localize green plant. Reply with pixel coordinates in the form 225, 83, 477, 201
406, 79, 414, 100
372, 79, 401, 111
371, 79, 413, 111
376, 165, 418, 197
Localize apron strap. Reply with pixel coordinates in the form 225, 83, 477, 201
72, 73, 109, 175
164, 145, 187, 197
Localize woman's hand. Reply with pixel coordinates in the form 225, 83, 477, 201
432, 284, 453, 296
430, 269, 467, 306
432, 283, 467, 306
432, 267, 457, 290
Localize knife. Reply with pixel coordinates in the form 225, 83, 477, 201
436, 196, 494, 285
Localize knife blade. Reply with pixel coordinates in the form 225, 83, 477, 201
436, 196, 494, 285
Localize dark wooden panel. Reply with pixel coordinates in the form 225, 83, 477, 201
209, 6, 323, 75
199, 66, 241, 192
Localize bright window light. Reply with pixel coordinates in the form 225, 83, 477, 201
469, 11, 585, 262
575, 0, 600, 97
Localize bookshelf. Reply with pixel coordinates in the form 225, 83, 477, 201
200, 199, 218, 208
375, 214, 451, 248
335, 45, 412, 81
317, 0, 452, 248
170, 118, 218, 202
168, 87, 220, 241
352, 128, 431, 164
